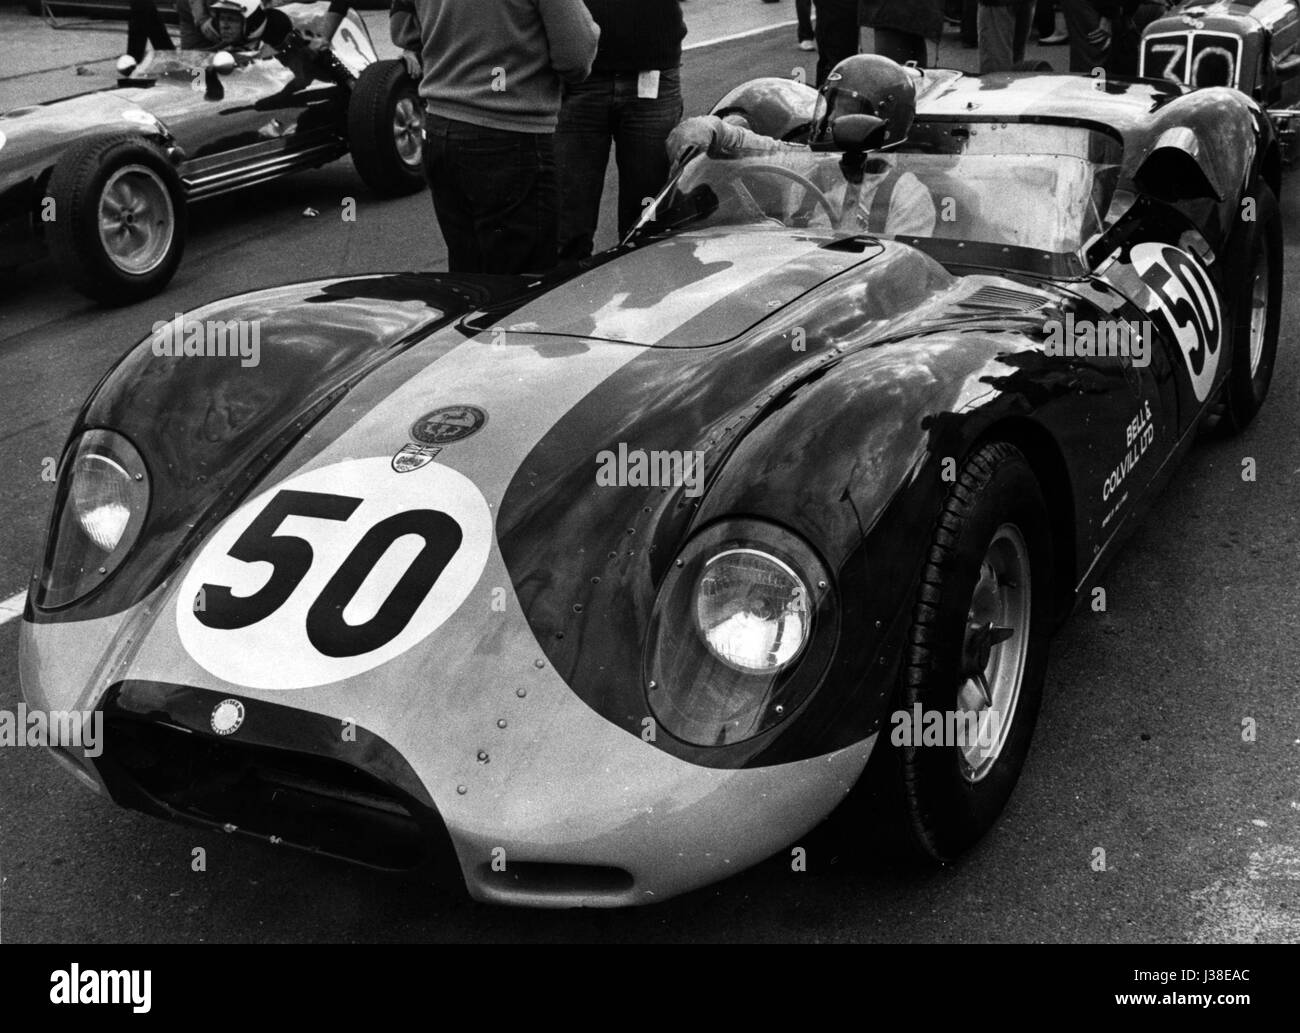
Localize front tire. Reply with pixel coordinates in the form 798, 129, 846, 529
1220, 183, 1282, 435
46, 134, 186, 306
347, 59, 425, 197
873, 443, 1053, 862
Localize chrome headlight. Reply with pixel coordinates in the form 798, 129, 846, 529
695, 548, 812, 672
37, 430, 150, 609
645, 520, 837, 747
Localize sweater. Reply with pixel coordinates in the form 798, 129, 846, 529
390, 0, 599, 134
581, 0, 686, 73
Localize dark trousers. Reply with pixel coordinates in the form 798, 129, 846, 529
422, 114, 558, 275
813, 0, 859, 86
796, 0, 814, 41
556, 66, 684, 260
1035, 0, 1056, 36
872, 27, 929, 67
127, 0, 175, 61
978, 1, 1036, 72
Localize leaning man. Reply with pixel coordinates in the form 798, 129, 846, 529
393, 0, 600, 274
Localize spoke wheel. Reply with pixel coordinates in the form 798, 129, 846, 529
97, 165, 176, 276
955, 524, 1031, 783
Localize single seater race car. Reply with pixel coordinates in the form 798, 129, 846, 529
19, 68, 1282, 907
1140, 0, 1300, 161
0, 3, 423, 304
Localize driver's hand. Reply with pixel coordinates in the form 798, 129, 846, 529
667, 116, 721, 163
402, 49, 422, 80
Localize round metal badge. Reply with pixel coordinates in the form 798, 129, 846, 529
210, 699, 246, 736
410, 405, 487, 446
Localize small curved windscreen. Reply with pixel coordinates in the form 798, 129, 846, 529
630, 120, 1122, 260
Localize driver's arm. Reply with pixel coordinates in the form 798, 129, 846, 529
884, 173, 937, 238
666, 115, 800, 162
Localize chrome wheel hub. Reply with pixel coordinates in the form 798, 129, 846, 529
955, 523, 1031, 783
1248, 248, 1269, 379
393, 97, 423, 167
98, 164, 174, 275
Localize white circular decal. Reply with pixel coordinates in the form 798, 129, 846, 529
177, 458, 493, 689
1129, 242, 1222, 402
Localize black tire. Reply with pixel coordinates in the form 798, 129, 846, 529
863, 443, 1053, 863
46, 133, 186, 306
1220, 183, 1282, 435
25, 0, 43, 16
347, 59, 425, 198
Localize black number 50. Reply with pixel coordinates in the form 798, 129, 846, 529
195, 489, 463, 658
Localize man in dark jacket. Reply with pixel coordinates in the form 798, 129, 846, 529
859, 0, 943, 67
557, 0, 687, 261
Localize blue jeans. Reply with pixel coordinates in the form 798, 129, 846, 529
422, 114, 558, 275
556, 66, 684, 260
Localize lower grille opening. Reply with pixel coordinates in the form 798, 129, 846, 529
476, 861, 635, 897
100, 717, 446, 871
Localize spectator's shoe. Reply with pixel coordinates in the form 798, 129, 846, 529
116, 55, 138, 77
798, 39, 815, 50
1039, 29, 1069, 45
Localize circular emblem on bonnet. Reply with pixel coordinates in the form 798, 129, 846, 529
210, 698, 245, 736
410, 405, 487, 446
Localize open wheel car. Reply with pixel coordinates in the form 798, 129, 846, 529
0, 2, 423, 304
19, 69, 1282, 907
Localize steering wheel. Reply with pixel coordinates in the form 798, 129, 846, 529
733, 162, 837, 228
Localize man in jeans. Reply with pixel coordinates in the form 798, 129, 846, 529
556, 0, 686, 261
392, 0, 599, 275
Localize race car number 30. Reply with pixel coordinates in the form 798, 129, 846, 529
1129, 242, 1222, 402
176, 458, 493, 689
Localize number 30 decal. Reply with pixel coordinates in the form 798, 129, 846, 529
1129, 242, 1222, 403
177, 458, 493, 690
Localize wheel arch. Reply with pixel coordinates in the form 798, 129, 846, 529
967, 416, 1077, 626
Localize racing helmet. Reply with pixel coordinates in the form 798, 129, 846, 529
810, 55, 917, 151
710, 77, 820, 144
209, 0, 268, 45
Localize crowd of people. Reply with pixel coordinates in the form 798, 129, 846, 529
113, 0, 1173, 278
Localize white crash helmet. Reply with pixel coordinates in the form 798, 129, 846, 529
209, 0, 268, 44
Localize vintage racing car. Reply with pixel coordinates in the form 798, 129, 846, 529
0, 3, 423, 304
18, 69, 1282, 906
1140, 0, 1300, 160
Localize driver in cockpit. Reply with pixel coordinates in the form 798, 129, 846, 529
121, 0, 348, 72
666, 55, 937, 238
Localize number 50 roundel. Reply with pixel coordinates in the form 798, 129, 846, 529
177, 458, 493, 690
1129, 242, 1222, 403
